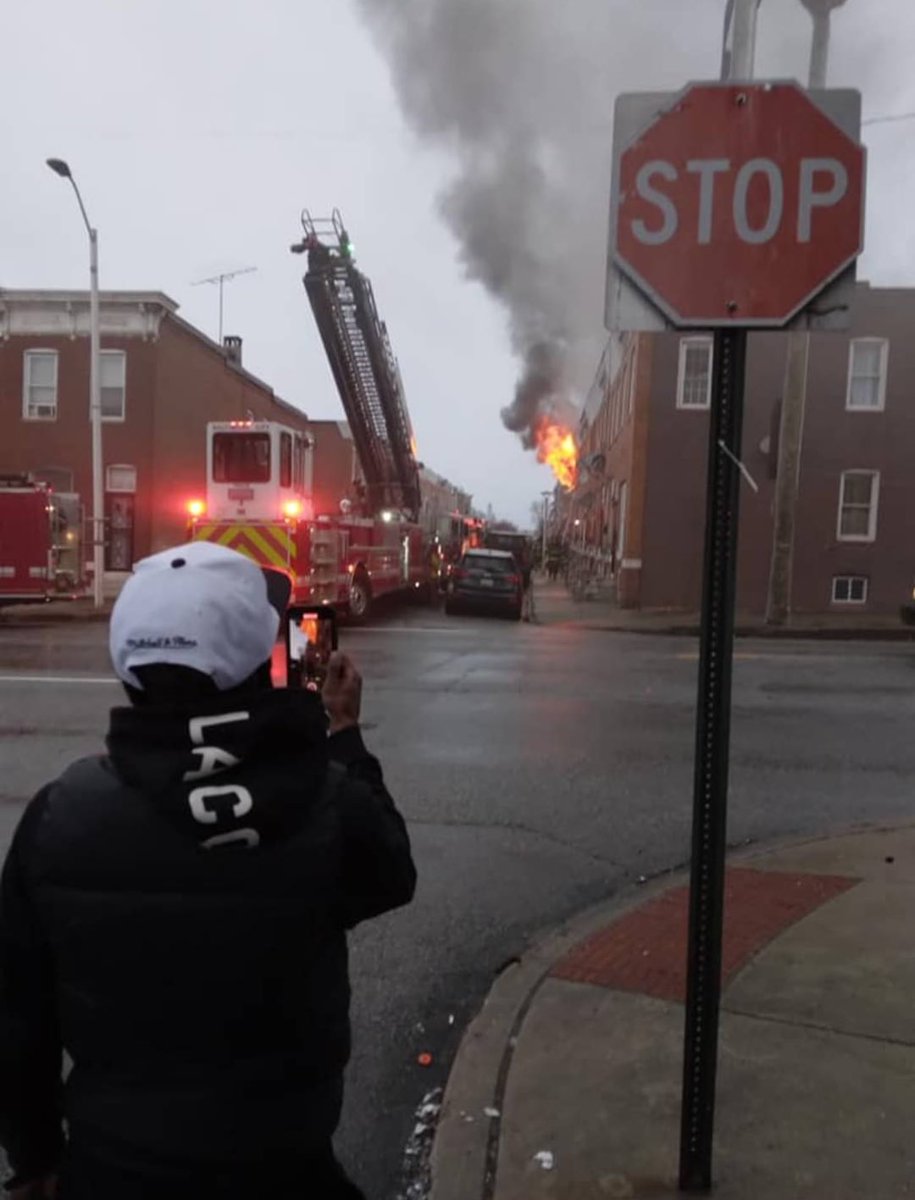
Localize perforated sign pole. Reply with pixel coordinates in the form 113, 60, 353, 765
608, 56, 865, 1196
678, 328, 747, 1191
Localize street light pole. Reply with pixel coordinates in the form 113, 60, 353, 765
765, 0, 847, 626
806, 0, 844, 88
47, 158, 104, 609
540, 490, 551, 567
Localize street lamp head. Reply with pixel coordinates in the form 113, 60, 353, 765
46, 157, 72, 179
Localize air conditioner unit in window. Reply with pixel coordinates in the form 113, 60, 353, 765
32, 405, 56, 419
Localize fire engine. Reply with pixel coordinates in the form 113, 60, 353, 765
0, 474, 83, 605
187, 212, 436, 619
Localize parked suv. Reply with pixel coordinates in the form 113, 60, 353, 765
445, 549, 523, 620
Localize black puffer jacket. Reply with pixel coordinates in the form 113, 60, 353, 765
0, 689, 415, 1184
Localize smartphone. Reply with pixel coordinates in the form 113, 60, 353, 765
285, 605, 338, 691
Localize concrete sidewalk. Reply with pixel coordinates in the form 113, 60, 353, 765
431, 823, 915, 1199
533, 577, 915, 641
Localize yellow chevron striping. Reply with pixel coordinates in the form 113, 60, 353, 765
192, 523, 295, 572
252, 524, 294, 562
240, 526, 289, 570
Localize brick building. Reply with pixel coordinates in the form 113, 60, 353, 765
571, 284, 915, 616
418, 467, 474, 531
0, 289, 311, 589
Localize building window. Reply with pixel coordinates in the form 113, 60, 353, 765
837, 470, 879, 542
676, 337, 713, 409
100, 350, 126, 421
34, 466, 74, 493
846, 339, 888, 411
23, 350, 58, 420
106, 464, 137, 494
832, 575, 868, 605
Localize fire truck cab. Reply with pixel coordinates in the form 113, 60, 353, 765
197, 421, 314, 524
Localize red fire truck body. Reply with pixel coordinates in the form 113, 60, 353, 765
188, 420, 431, 615
0, 475, 81, 605
189, 213, 437, 618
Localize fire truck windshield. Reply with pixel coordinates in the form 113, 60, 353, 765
213, 432, 271, 484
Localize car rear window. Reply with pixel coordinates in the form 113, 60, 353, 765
463, 554, 514, 573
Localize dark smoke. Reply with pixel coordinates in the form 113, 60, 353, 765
502, 340, 571, 449
352, 0, 626, 446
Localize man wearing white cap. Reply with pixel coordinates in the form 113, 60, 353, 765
0, 542, 416, 1199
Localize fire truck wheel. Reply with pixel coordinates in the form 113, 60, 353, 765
348, 569, 372, 622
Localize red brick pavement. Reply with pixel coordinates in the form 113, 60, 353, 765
551, 868, 858, 1003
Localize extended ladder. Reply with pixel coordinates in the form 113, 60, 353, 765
292, 210, 421, 520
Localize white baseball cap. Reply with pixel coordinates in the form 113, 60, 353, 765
110, 541, 284, 691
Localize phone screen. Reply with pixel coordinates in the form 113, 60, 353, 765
286, 606, 338, 690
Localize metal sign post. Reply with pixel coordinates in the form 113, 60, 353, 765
677, 327, 747, 1190
606, 28, 864, 1190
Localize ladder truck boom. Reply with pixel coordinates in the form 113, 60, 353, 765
291, 210, 421, 520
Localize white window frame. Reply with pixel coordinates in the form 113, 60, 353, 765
100, 349, 127, 422
676, 337, 713, 410
22, 349, 59, 421
836, 470, 880, 543
831, 575, 868, 605
845, 338, 888, 412
106, 464, 137, 494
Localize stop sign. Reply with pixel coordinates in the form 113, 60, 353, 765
614, 82, 865, 327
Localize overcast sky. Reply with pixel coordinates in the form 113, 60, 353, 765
3, 0, 913, 527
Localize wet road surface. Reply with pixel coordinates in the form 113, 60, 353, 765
2, 605, 915, 1196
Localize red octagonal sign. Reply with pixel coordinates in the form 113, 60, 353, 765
615, 82, 866, 327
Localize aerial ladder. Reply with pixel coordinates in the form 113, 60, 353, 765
290, 210, 421, 522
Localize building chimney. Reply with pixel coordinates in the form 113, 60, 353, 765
223, 335, 242, 366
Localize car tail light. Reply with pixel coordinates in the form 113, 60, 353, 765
507, 574, 520, 586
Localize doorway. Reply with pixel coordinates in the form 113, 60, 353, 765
106, 494, 135, 571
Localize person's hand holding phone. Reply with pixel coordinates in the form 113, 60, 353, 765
322, 652, 362, 735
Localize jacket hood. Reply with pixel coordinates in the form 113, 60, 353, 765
106, 689, 330, 847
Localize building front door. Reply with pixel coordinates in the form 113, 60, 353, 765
106, 494, 135, 571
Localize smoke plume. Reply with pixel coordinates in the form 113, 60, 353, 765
353, 0, 627, 447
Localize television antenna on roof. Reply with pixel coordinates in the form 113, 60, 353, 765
191, 265, 257, 343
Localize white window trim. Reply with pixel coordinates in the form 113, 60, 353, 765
106, 464, 137, 494
831, 575, 868, 605
676, 337, 713, 410
22, 348, 59, 421
99, 349, 127, 423
836, 469, 880, 543
845, 338, 888, 412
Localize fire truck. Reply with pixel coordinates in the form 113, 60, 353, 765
188, 212, 434, 619
0, 474, 83, 605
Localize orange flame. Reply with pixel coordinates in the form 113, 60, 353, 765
535, 418, 579, 490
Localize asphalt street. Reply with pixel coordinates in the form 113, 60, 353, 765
2, 603, 915, 1197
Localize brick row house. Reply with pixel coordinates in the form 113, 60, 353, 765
0, 289, 314, 591
570, 284, 915, 616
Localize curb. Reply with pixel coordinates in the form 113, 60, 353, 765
428, 818, 915, 1200
538, 618, 915, 641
